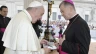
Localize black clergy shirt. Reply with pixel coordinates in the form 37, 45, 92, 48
62, 14, 91, 54
0, 14, 11, 54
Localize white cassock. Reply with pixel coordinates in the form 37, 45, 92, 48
2, 10, 44, 54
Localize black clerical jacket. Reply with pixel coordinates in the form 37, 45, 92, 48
62, 14, 91, 54
0, 14, 11, 54
0, 14, 11, 37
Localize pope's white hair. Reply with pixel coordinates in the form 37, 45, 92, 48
26, 6, 43, 11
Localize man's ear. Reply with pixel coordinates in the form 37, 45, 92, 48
70, 5, 74, 12
68, 6, 72, 12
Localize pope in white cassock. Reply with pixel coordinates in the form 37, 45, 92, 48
2, 1, 51, 54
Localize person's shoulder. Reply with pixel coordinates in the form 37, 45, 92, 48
6, 17, 10, 18
18, 19, 31, 29
0, 14, 2, 17
6, 17, 11, 19
0, 14, 3, 19
74, 16, 89, 30
76, 16, 87, 25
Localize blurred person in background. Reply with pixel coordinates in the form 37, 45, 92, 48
0, 5, 11, 54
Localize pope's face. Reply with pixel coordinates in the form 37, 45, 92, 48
33, 7, 44, 23
36, 7, 44, 20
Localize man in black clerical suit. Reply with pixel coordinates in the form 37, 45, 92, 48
0, 5, 11, 54
59, 0, 91, 54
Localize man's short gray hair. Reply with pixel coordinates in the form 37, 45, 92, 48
59, 1, 75, 10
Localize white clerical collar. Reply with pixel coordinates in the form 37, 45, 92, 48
71, 13, 77, 18
23, 10, 32, 22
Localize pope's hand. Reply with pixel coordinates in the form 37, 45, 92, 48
44, 47, 51, 54
54, 42, 59, 49
59, 35, 65, 45
40, 39, 48, 45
